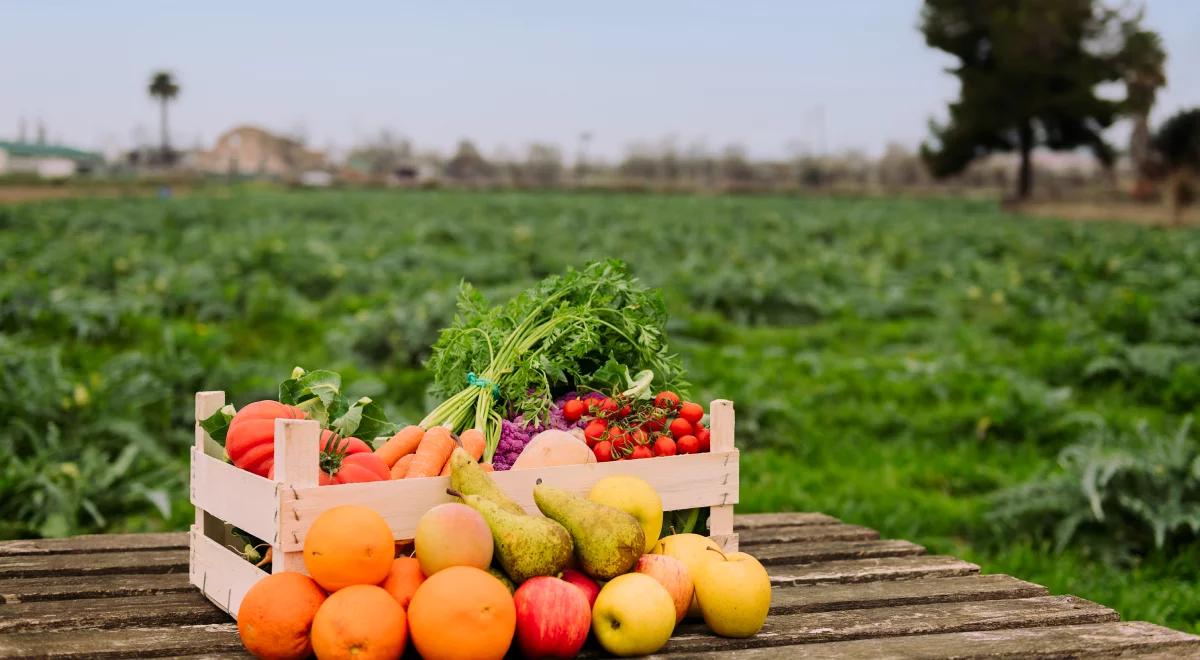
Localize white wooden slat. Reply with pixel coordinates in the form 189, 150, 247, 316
193, 392, 225, 532
271, 419, 320, 574
188, 526, 267, 621
278, 448, 739, 552
189, 448, 279, 543
707, 399, 738, 552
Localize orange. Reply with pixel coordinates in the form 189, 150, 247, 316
303, 505, 394, 592
380, 556, 425, 609
408, 566, 515, 660
311, 584, 407, 659
237, 572, 326, 660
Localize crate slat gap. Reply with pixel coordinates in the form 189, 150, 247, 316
189, 392, 739, 621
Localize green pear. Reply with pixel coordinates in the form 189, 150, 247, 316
450, 490, 573, 583
448, 447, 524, 514
487, 566, 516, 594
533, 482, 645, 580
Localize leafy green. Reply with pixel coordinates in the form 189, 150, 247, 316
422, 259, 687, 459
199, 404, 236, 455
278, 367, 398, 445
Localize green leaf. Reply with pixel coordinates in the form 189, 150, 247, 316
200, 404, 236, 447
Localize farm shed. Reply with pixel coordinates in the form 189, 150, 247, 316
0, 141, 104, 178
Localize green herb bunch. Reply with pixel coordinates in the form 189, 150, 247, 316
421, 259, 686, 460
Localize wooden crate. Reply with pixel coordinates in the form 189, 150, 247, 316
189, 391, 739, 620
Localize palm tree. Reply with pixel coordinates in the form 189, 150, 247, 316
147, 71, 180, 161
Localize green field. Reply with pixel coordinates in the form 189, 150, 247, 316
2, 190, 1198, 631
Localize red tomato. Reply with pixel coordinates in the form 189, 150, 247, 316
563, 399, 586, 422
652, 435, 676, 457
593, 440, 613, 463
226, 400, 306, 477
609, 427, 632, 453
676, 435, 699, 454
323, 452, 390, 485
592, 397, 618, 416
653, 391, 681, 410
630, 445, 653, 459
642, 415, 666, 433
679, 402, 704, 425
584, 420, 608, 446
695, 426, 711, 452
631, 428, 649, 446
668, 418, 693, 440
617, 403, 632, 418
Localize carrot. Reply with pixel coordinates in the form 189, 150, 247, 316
405, 427, 456, 479
479, 463, 495, 473
375, 425, 425, 468
390, 454, 415, 479
459, 428, 486, 462
439, 458, 453, 477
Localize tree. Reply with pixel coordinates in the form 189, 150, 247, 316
444, 140, 492, 183
524, 143, 564, 187
919, 1, 1164, 199
1150, 108, 1200, 225
1117, 25, 1167, 178
147, 71, 180, 161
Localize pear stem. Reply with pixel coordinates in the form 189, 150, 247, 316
446, 487, 464, 499
705, 546, 729, 561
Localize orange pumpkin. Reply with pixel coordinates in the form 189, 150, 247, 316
226, 400, 306, 477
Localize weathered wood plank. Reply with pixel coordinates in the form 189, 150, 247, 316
0, 573, 191, 604
0, 623, 245, 659
739, 523, 879, 546
770, 574, 1048, 614
0, 592, 227, 633
647, 622, 1200, 659
0, 533, 187, 557
645, 595, 1119, 655
0, 549, 188, 579
768, 555, 980, 585
753, 539, 925, 566
735, 512, 841, 529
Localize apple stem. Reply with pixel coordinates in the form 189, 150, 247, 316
536, 477, 543, 485
705, 546, 729, 561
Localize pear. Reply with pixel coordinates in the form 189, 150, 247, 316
533, 482, 645, 580
449, 489, 573, 583
448, 448, 524, 514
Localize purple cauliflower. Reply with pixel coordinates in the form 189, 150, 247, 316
492, 392, 597, 470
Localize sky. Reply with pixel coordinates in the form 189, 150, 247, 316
2, 1, 1198, 161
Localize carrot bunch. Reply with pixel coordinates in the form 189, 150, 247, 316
373, 425, 490, 479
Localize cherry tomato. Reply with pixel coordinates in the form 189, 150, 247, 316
654, 391, 681, 410
584, 419, 608, 446
676, 434, 699, 454
593, 440, 613, 462
695, 425, 711, 452
592, 397, 619, 416
668, 417, 693, 440
679, 402, 704, 425
630, 445, 653, 459
609, 427, 632, 453
631, 428, 649, 446
563, 399, 586, 422
642, 415, 666, 432
617, 404, 632, 418
652, 435, 676, 457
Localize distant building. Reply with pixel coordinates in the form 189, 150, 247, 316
0, 141, 104, 178
196, 125, 326, 179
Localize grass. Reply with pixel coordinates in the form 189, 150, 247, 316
1, 189, 1197, 631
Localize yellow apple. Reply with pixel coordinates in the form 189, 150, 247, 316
694, 551, 771, 638
588, 475, 663, 553
635, 554, 693, 623
591, 573, 676, 657
650, 533, 721, 617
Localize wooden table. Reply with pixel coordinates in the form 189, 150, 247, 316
2, 512, 1197, 658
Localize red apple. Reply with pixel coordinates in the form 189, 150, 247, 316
560, 568, 600, 608
635, 554, 694, 623
513, 576, 591, 659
